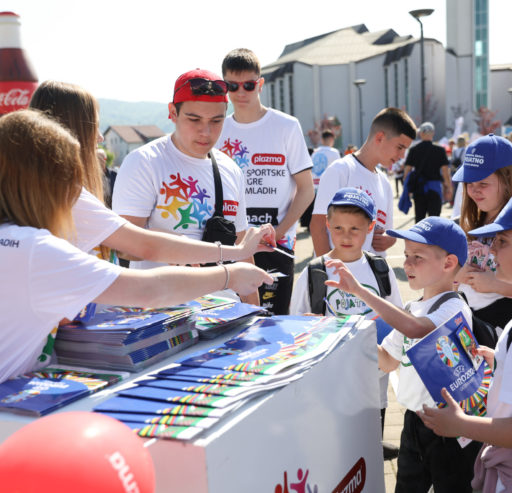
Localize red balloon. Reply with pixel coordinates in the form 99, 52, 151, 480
0, 411, 155, 493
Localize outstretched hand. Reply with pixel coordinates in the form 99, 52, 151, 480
417, 388, 466, 437
240, 224, 276, 257
227, 263, 274, 295
324, 258, 361, 295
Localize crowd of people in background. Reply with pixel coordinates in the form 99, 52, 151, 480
2, 45, 512, 493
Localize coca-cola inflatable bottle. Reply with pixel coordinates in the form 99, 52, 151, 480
0, 11, 38, 115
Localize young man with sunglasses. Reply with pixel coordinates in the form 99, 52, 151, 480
113, 69, 260, 303
216, 48, 314, 315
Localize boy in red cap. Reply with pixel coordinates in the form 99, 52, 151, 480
113, 69, 259, 303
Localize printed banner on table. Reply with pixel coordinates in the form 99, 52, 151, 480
407, 311, 492, 415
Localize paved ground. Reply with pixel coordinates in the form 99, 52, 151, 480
293, 190, 453, 492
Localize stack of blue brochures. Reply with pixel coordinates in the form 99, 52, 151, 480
55, 307, 198, 372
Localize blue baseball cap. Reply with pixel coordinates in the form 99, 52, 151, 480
469, 197, 512, 237
328, 187, 376, 220
452, 134, 512, 183
386, 216, 468, 266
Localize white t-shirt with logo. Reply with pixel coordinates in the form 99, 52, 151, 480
312, 154, 394, 255
216, 108, 313, 251
311, 146, 341, 189
290, 253, 402, 316
0, 223, 121, 383
113, 135, 247, 269
381, 293, 473, 411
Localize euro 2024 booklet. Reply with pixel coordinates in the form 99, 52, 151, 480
406, 311, 493, 446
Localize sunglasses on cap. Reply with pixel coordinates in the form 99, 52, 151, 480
174, 78, 228, 97
225, 79, 261, 92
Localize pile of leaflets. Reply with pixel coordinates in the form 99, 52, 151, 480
94, 314, 362, 440
0, 366, 128, 416
193, 302, 269, 339
55, 307, 198, 372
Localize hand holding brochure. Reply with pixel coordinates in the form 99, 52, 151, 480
406, 311, 492, 417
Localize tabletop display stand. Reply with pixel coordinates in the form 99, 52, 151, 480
0, 321, 384, 493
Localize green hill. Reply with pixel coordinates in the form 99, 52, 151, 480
98, 98, 234, 135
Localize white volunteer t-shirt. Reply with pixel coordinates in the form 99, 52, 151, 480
486, 320, 512, 419
216, 108, 313, 251
381, 293, 473, 411
0, 223, 121, 383
72, 188, 127, 253
290, 253, 402, 316
113, 135, 247, 269
311, 146, 341, 189
312, 154, 394, 255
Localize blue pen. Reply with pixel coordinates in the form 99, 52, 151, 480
323, 297, 337, 316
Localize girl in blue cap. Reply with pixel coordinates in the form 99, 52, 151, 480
419, 197, 512, 493
452, 134, 512, 339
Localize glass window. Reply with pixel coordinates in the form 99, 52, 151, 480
394, 64, 399, 107
288, 75, 294, 116
404, 58, 409, 111
384, 67, 389, 107
279, 79, 284, 111
270, 83, 276, 108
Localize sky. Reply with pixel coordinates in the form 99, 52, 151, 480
9, 0, 512, 104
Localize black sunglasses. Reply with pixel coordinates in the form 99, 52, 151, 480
174, 78, 228, 97
225, 79, 261, 92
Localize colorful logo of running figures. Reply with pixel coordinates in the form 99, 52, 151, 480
436, 335, 460, 367
219, 137, 251, 169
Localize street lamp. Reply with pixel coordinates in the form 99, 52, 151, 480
409, 8, 434, 123
353, 79, 366, 146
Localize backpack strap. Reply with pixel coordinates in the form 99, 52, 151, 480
363, 251, 391, 297
427, 291, 461, 314
307, 255, 328, 315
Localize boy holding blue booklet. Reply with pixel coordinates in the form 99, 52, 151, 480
326, 216, 481, 492
290, 187, 403, 459
419, 198, 512, 493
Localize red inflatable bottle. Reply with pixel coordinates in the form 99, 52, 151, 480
0, 11, 38, 115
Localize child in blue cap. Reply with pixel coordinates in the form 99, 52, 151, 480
452, 134, 512, 337
290, 187, 403, 460
419, 197, 512, 493
326, 216, 481, 492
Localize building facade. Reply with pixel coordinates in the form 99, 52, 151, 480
104, 125, 165, 167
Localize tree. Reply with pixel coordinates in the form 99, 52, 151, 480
474, 107, 501, 135
307, 114, 342, 149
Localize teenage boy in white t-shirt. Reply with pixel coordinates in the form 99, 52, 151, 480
290, 187, 402, 460
419, 198, 512, 493
326, 216, 481, 492
113, 69, 259, 304
310, 108, 417, 257
216, 48, 314, 315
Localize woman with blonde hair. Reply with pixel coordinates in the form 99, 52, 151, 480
0, 109, 272, 384
453, 134, 512, 335
29, 80, 276, 267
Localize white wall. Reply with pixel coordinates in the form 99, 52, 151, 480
490, 68, 512, 134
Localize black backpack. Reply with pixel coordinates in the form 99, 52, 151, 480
307, 251, 391, 316
408, 291, 499, 349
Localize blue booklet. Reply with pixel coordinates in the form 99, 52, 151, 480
406, 311, 492, 416
0, 368, 125, 416
93, 395, 238, 418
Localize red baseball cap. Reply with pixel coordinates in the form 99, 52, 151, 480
172, 68, 228, 104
